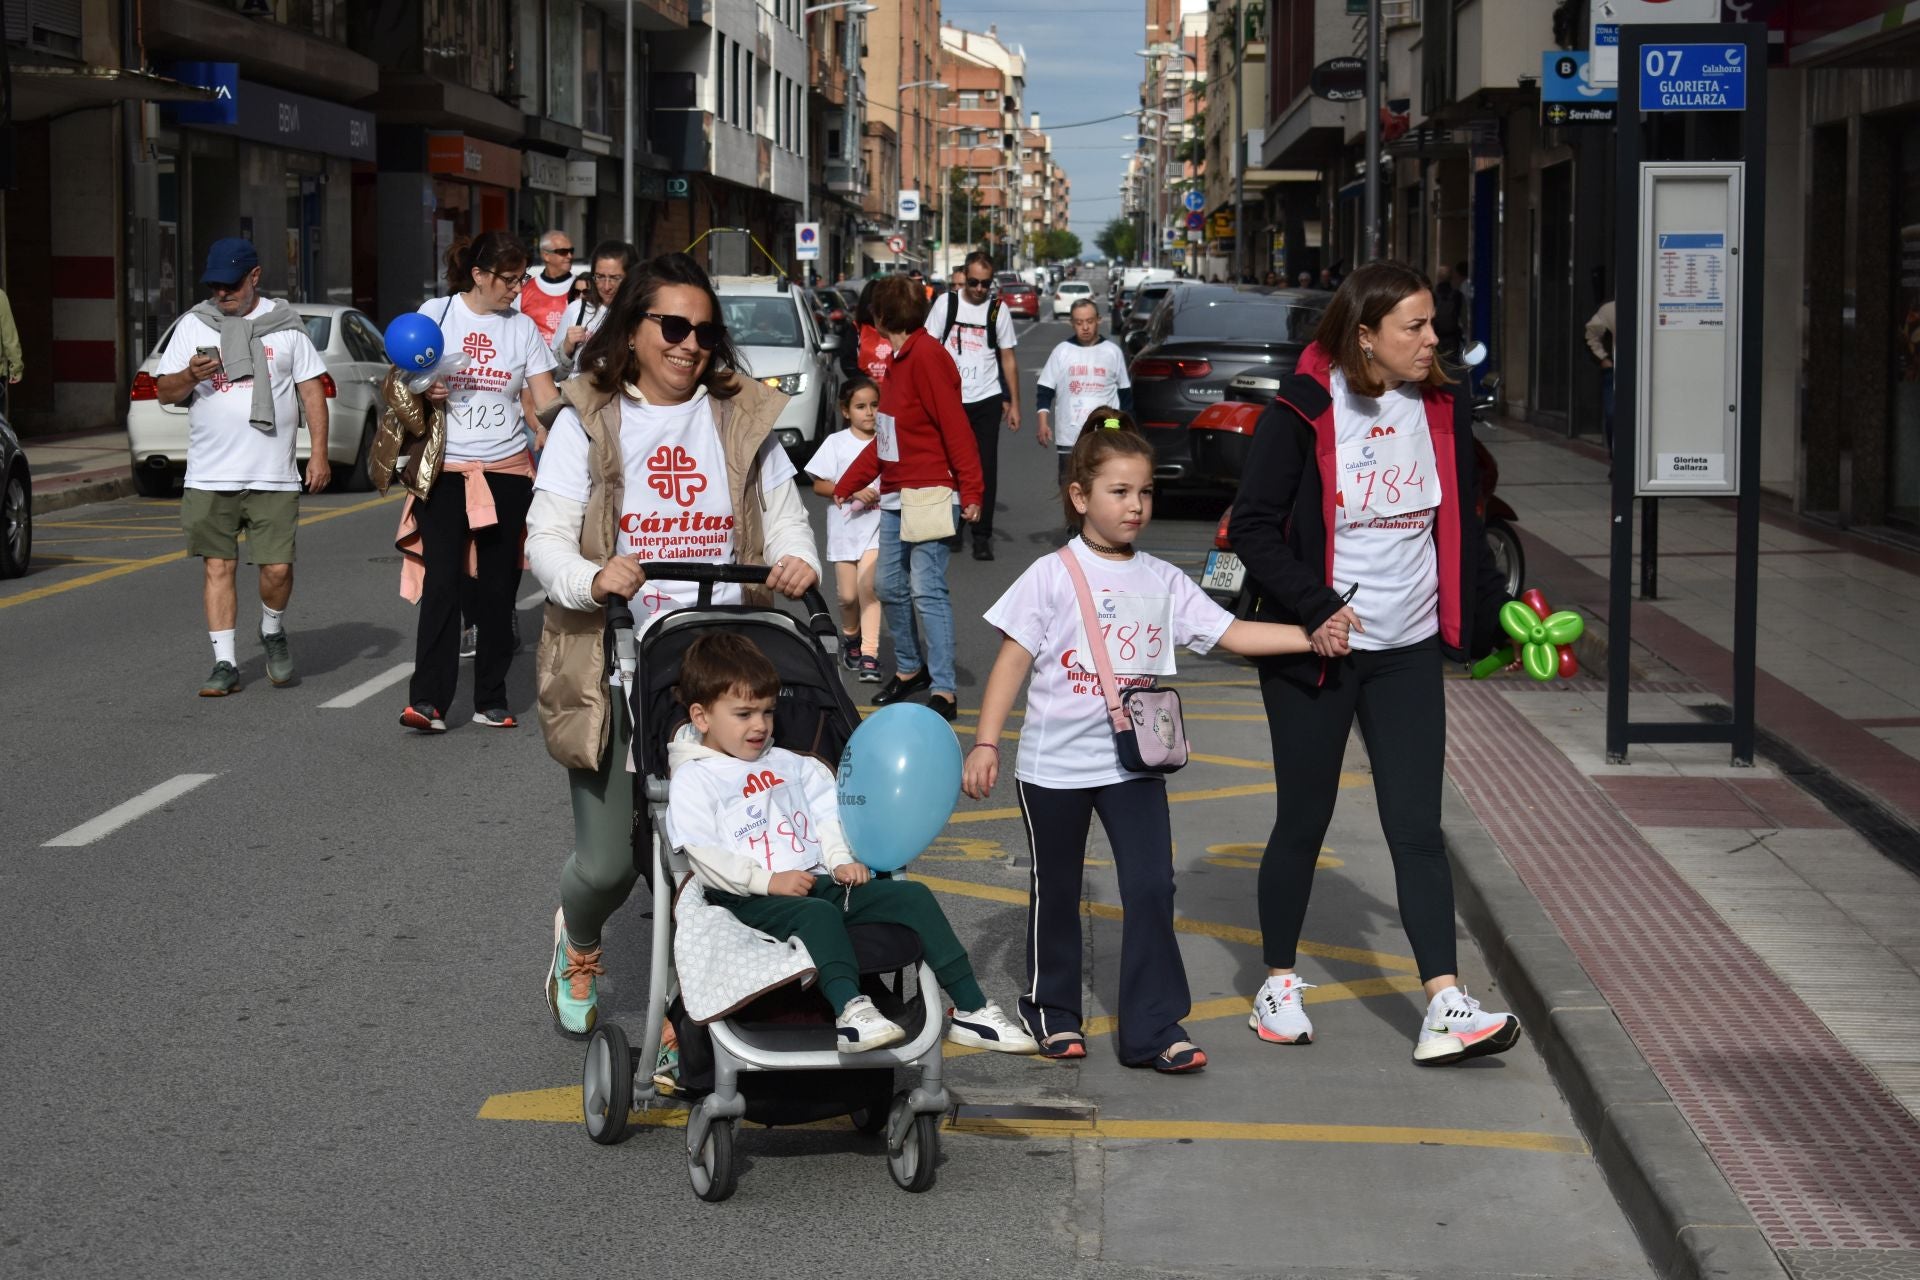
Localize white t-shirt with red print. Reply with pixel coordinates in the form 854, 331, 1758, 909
156, 300, 326, 492
420, 296, 556, 464
664, 745, 842, 877
1036, 338, 1130, 450
536, 389, 798, 620
924, 293, 1016, 404
803, 428, 883, 562
1327, 369, 1441, 651
984, 537, 1234, 790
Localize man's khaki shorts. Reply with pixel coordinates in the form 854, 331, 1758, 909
180, 488, 299, 564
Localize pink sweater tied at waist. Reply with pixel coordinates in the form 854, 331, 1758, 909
395, 451, 537, 603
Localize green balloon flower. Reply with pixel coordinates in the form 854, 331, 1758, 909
1499, 599, 1585, 682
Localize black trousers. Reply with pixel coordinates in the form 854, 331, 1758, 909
408, 470, 534, 715
1016, 777, 1190, 1064
964, 393, 1003, 546
1255, 637, 1458, 980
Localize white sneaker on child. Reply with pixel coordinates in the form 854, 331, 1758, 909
1412, 985, 1521, 1066
947, 1002, 1039, 1054
1249, 973, 1316, 1044
836, 995, 906, 1053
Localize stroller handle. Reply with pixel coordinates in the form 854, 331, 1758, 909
607, 561, 838, 639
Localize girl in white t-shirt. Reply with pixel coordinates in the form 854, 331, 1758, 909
803, 377, 884, 682
962, 413, 1317, 1073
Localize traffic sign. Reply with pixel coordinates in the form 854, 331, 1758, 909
896, 189, 921, 222
1185, 211, 1203, 230
886, 235, 906, 254
1638, 43, 1747, 112
1182, 190, 1204, 213
795, 222, 820, 260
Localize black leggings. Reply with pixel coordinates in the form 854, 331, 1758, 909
1256, 638, 1458, 980
408, 469, 533, 715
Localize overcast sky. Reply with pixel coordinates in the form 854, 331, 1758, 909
937, 0, 1145, 255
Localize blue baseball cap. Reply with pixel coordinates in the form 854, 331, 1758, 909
201, 237, 260, 287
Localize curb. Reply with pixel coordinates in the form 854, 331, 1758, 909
1441, 781, 1790, 1280
37, 473, 136, 514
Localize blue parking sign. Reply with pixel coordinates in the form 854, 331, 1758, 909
1637, 43, 1747, 112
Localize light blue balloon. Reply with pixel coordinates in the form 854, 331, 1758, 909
836, 704, 962, 872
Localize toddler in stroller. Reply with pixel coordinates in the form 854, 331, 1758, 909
578, 564, 1029, 1201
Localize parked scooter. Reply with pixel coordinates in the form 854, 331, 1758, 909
1198, 342, 1526, 613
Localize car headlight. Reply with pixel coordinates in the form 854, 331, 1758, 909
761, 373, 807, 396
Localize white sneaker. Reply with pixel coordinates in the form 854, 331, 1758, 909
1413, 985, 1521, 1066
835, 995, 905, 1053
947, 1002, 1039, 1054
1249, 973, 1316, 1044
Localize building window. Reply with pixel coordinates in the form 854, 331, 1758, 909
548, 0, 580, 127
581, 7, 606, 135
732, 41, 743, 125
958, 92, 979, 111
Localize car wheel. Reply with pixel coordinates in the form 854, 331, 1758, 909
132, 465, 176, 498
0, 465, 30, 578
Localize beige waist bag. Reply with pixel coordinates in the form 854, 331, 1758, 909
899, 485, 956, 543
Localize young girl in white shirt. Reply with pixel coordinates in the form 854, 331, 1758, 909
962, 412, 1322, 1072
803, 377, 884, 681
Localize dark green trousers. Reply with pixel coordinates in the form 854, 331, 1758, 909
710, 876, 986, 1015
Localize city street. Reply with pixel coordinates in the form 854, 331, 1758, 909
2, 291, 1653, 1279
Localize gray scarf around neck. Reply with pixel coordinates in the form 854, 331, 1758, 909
189, 297, 307, 433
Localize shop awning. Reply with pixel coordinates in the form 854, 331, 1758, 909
9, 65, 215, 122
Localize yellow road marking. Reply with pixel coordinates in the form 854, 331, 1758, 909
911, 873, 1420, 974
0, 493, 397, 611
31, 553, 140, 565
473, 1090, 1582, 1154
41, 522, 185, 532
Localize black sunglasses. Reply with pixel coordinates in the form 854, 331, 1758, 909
643, 312, 725, 351
964, 276, 993, 288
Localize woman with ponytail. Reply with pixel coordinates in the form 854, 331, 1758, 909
393, 230, 559, 734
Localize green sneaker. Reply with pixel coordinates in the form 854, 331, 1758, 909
546, 907, 602, 1037
260, 628, 294, 686
199, 661, 240, 697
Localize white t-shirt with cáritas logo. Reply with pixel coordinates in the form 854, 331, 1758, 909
925, 293, 1017, 404
1328, 369, 1442, 651
536, 390, 797, 620
1037, 338, 1131, 449
984, 537, 1233, 789
155, 300, 327, 492
420, 296, 557, 464
803, 428, 883, 562
664, 746, 839, 877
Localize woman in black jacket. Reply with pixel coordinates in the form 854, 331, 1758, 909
1230, 261, 1519, 1067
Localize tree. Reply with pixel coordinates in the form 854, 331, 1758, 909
1095, 218, 1137, 263
1029, 229, 1083, 263
945, 166, 995, 250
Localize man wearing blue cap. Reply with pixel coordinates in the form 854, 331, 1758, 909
155, 237, 330, 696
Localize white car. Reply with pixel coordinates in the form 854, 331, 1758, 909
1051, 280, 1094, 318
712, 275, 843, 458
127, 304, 392, 495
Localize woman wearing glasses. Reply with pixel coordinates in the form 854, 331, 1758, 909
525, 251, 822, 1037
551, 240, 640, 378
395, 231, 559, 734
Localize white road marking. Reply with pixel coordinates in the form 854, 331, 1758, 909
517, 590, 547, 610
43, 774, 219, 847
319, 662, 414, 709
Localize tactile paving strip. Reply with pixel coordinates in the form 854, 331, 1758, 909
1446, 683, 1920, 1253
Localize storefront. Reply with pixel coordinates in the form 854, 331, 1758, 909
141, 67, 375, 347
368, 129, 524, 318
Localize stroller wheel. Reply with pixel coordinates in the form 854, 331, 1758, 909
583, 1023, 633, 1145
850, 1091, 891, 1137
689, 1117, 738, 1202
886, 1094, 939, 1193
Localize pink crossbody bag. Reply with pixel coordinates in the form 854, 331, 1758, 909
1056, 546, 1191, 773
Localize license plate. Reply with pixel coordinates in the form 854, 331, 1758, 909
1201, 550, 1245, 593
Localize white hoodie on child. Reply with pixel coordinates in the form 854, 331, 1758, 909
664, 739, 857, 896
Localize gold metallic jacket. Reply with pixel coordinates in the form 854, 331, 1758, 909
368, 369, 446, 501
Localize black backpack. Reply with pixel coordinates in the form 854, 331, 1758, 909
938, 291, 1002, 351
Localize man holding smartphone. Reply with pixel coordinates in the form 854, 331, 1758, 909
155, 238, 330, 696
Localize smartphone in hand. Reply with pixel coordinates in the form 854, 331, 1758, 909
195, 345, 225, 377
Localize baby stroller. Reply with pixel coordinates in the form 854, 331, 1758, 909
577, 563, 952, 1201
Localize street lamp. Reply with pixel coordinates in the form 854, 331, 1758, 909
799, 1, 877, 280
